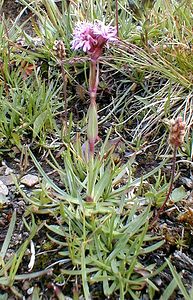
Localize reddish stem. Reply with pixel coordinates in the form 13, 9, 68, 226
61, 60, 68, 136
89, 140, 95, 156
89, 60, 99, 103
150, 145, 177, 228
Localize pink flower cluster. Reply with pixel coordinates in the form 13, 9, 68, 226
71, 20, 117, 60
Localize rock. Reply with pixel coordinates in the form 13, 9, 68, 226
0, 180, 9, 195
20, 174, 39, 187
181, 176, 193, 188
0, 175, 15, 186
0, 166, 6, 175
2, 161, 14, 175
5, 166, 13, 175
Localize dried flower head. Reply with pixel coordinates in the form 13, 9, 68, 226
71, 20, 117, 60
169, 116, 186, 148
53, 40, 66, 60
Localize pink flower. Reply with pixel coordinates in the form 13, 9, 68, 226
71, 20, 117, 60
71, 21, 95, 52
93, 20, 117, 44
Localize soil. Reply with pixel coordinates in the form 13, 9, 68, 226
1, 0, 62, 35
1, 0, 32, 33
1, 0, 22, 19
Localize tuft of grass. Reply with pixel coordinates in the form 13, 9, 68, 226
0, 77, 63, 150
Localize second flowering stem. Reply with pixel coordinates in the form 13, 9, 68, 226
150, 116, 186, 228
61, 60, 68, 136
150, 145, 177, 228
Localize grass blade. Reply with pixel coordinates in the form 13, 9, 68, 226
81, 243, 91, 300
0, 210, 16, 260
166, 259, 190, 300
159, 278, 177, 300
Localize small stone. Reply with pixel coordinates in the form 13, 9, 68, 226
5, 166, 13, 175
181, 176, 193, 189
27, 287, 34, 295
0, 166, 6, 175
2, 161, 13, 175
0, 175, 15, 186
0, 180, 9, 195
20, 174, 39, 187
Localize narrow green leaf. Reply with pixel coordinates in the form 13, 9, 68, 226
32, 286, 40, 300
103, 271, 110, 296
61, 267, 98, 276
0, 268, 53, 285
9, 225, 37, 284
166, 259, 191, 300
45, 225, 65, 237
159, 278, 177, 300
94, 171, 111, 202
107, 207, 150, 262
142, 240, 165, 254
33, 110, 48, 138
0, 210, 16, 260
81, 243, 91, 300
29, 149, 78, 204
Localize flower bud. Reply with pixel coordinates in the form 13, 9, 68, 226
169, 116, 186, 148
53, 40, 66, 60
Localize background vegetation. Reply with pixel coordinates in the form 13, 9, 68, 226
0, 0, 193, 299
